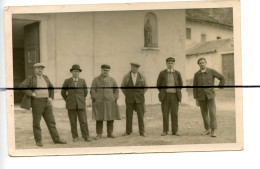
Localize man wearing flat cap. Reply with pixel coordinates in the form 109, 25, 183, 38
193, 58, 225, 137
61, 64, 91, 142
121, 62, 148, 137
19, 63, 66, 147
157, 57, 183, 136
90, 64, 120, 140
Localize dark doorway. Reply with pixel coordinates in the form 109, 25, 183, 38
12, 19, 40, 103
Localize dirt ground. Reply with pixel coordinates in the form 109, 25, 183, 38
14, 89, 236, 149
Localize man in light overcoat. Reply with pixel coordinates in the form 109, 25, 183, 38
90, 64, 120, 140
61, 64, 91, 142
121, 63, 148, 137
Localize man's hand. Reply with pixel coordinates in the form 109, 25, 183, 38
196, 99, 200, 107
48, 98, 53, 106
31, 93, 36, 98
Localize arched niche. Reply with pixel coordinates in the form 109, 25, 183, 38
144, 12, 158, 48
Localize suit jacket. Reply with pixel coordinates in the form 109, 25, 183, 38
156, 69, 183, 102
121, 72, 148, 103
61, 77, 88, 109
19, 75, 54, 110
193, 68, 225, 100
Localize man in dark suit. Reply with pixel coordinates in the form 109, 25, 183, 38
19, 63, 66, 147
61, 64, 91, 142
193, 58, 225, 137
121, 63, 148, 137
157, 57, 183, 136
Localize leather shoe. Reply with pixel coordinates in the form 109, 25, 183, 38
201, 129, 211, 135
84, 137, 92, 142
95, 134, 102, 140
72, 137, 78, 142
36, 142, 43, 147
122, 133, 130, 136
54, 139, 67, 144
161, 132, 168, 136
172, 132, 180, 136
140, 133, 146, 137
107, 134, 116, 138
211, 129, 217, 137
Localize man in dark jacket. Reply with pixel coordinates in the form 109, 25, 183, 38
121, 63, 148, 137
157, 57, 183, 136
19, 63, 66, 147
193, 58, 225, 137
61, 64, 91, 142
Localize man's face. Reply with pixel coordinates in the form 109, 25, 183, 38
198, 60, 207, 70
34, 67, 44, 76
131, 65, 139, 74
71, 70, 80, 78
101, 69, 110, 77
166, 61, 175, 69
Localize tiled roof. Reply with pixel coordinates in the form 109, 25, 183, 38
186, 8, 233, 27
186, 39, 233, 56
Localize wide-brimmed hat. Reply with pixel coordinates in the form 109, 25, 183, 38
34, 63, 45, 68
70, 64, 82, 72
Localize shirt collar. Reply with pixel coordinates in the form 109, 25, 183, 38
36, 74, 43, 78
199, 68, 207, 73
167, 69, 175, 73
73, 77, 78, 81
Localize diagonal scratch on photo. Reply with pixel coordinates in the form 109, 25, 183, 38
10, 6, 239, 152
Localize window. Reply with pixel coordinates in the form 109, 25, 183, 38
201, 34, 206, 42
144, 12, 158, 48
186, 28, 191, 40
217, 36, 221, 40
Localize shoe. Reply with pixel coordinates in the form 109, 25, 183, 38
140, 133, 146, 137
54, 139, 67, 144
95, 134, 102, 140
107, 134, 116, 138
201, 129, 211, 135
211, 129, 217, 137
72, 137, 78, 142
84, 137, 92, 142
161, 132, 168, 136
172, 132, 180, 136
122, 133, 130, 136
36, 142, 43, 147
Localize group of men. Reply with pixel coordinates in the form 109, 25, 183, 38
19, 57, 225, 147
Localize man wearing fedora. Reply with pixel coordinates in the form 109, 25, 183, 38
193, 58, 225, 137
90, 64, 121, 140
61, 64, 91, 142
19, 63, 66, 147
157, 57, 183, 136
121, 63, 148, 137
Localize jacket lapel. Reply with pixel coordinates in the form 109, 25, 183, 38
32, 75, 37, 88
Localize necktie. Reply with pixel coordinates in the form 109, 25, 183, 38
74, 79, 77, 87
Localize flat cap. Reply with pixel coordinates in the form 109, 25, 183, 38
34, 63, 45, 68
101, 64, 111, 69
130, 62, 141, 67
166, 57, 175, 62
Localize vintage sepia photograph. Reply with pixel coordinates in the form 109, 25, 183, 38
5, 1, 242, 156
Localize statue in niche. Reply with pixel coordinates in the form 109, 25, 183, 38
144, 19, 152, 47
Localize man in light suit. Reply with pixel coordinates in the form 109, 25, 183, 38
19, 63, 66, 147
121, 63, 148, 137
61, 64, 91, 142
157, 57, 183, 136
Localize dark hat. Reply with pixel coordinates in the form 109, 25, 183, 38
166, 57, 175, 62
34, 63, 45, 68
130, 62, 141, 67
197, 57, 207, 64
70, 64, 82, 72
101, 64, 111, 70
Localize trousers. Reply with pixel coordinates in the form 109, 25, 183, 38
96, 120, 114, 135
161, 93, 179, 133
31, 98, 60, 143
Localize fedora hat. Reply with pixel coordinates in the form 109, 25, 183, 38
70, 64, 82, 72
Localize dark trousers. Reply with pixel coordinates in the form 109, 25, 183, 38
68, 109, 89, 139
198, 96, 217, 130
161, 93, 179, 133
96, 120, 114, 135
125, 102, 145, 134
31, 98, 60, 143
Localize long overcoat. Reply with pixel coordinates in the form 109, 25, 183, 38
90, 75, 120, 121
